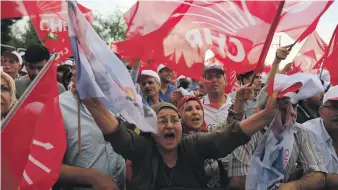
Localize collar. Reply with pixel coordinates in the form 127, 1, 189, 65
202, 94, 233, 105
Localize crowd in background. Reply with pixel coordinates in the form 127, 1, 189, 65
1, 43, 337, 190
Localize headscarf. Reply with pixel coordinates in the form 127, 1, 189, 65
1, 71, 17, 109
177, 95, 208, 133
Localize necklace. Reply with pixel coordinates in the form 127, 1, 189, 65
164, 167, 175, 187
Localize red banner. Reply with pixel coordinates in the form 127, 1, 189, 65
322, 25, 338, 86
112, 0, 332, 81
1, 58, 66, 190
2, 1, 93, 63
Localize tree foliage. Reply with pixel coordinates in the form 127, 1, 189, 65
92, 10, 127, 44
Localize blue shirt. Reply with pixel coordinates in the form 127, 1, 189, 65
159, 83, 177, 102
303, 118, 338, 173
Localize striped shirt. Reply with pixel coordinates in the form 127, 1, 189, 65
59, 91, 126, 189
228, 123, 326, 181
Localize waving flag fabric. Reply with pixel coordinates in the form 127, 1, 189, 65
67, 1, 157, 133
322, 25, 338, 86
290, 31, 327, 74
1, 55, 66, 190
112, 0, 282, 79
112, 0, 331, 80
20, 0, 93, 63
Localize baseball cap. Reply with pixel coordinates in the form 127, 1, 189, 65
323, 85, 338, 104
152, 102, 178, 114
140, 70, 161, 84
3, 51, 23, 65
203, 62, 225, 73
267, 73, 324, 104
157, 64, 168, 73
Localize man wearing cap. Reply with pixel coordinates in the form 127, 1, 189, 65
139, 70, 163, 106
201, 62, 233, 132
303, 86, 338, 189
157, 64, 177, 102
15, 45, 66, 99
228, 73, 328, 190
1, 51, 23, 79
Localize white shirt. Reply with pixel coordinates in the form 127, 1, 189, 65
201, 94, 233, 132
303, 118, 338, 173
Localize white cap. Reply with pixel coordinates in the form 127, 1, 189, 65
140, 70, 161, 84
177, 75, 186, 80
323, 86, 338, 104
11, 51, 23, 65
157, 64, 167, 73
63, 60, 73, 66
269, 73, 324, 104
318, 69, 330, 90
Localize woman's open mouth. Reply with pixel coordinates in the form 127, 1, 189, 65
164, 132, 175, 141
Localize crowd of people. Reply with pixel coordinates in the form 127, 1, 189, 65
1, 43, 337, 190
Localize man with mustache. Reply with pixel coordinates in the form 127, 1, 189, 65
139, 70, 163, 106
303, 86, 338, 189
1, 51, 23, 79
227, 75, 327, 190
201, 63, 233, 132
15, 45, 65, 99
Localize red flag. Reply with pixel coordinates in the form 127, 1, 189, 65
18, 0, 93, 63
236, 1, 333, 42
113, 0, 332, 79
322, 25, 338, 85
112, 1, 281, 79
1, 56, 66, 190
291, 31, 327, 74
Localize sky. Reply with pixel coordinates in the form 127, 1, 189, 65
79, 0, 338, 66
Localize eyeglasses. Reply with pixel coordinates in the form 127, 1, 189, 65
157, 118, 181, 126
322, 105, 338, 110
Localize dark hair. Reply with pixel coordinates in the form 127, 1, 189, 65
239, 70, 254, 85
57, 65, 70, 73
178, 79, 190, 89
24, 45, 50, 64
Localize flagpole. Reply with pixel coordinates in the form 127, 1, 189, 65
250, 0, 286, 86
1, 53, 57, 131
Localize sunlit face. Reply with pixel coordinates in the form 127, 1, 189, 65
1, 56, 20, 78
152, 108, 182, 151
26, 60, 46, 81
204, 70, 226, 94
180, 100, 204, 129
320, 100, 338, 131
1, 77, 12, 118
158, 67, 173, 83
140, 76, 160, 98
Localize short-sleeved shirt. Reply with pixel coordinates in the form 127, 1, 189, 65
59, 91, 126, 187
228, 123, 326, 181
159, 83, 177, 102
303, 118, 338, 173
201, 94, 233, 132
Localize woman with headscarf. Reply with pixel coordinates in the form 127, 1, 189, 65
177, 95, 225, 188
1, 71, 17, 120
72, 60, 280, 190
